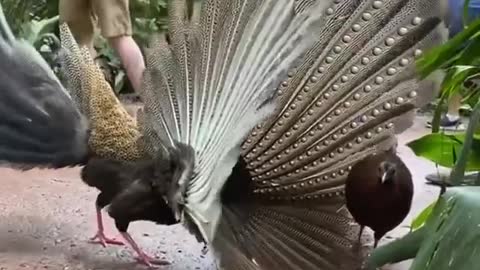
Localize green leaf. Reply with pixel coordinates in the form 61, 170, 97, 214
455, 35, 480, 66
407, 133, 480, 171
410, 201, 437, 232
450, 98, 480, 185
19, 16, 59, 47
437, 66, 479, 110
114, 70, 126, 94
416, 18, 480, 78
368, 187, 480, 270
431, 95, 448, 133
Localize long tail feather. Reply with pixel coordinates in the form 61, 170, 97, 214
0, 3, 89, 169
214, 203, 360, 270
59, 23, 145, 162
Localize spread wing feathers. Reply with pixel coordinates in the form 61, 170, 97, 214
0, 3, 89, 169
241, 0, 446, 196
213, 204, 360, 270
59, 24, 144, 162
139, 0, 331, 241
210, 0, 446, 269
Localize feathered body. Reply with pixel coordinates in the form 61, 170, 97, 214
0, 0, 447, 269
345, 150, 414, 247
81, 156, 177, 231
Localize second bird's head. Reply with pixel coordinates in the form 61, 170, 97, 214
378, 161, 396, 184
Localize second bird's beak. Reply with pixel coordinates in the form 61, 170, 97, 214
381, 172, 388, 184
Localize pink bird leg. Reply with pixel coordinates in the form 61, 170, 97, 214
89, 205, 124, 247
121, 232, 170, 267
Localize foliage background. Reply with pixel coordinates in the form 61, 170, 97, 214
2, 0, 171, 95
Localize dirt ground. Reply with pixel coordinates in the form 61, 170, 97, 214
0, 114, 440, 270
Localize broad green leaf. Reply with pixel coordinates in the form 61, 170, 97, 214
367, 187, 480, 270
410, 201, 437, 232
407, 133, 480, 171
411, 188, 480, 269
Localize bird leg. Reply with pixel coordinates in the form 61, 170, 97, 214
201, 244, 209, 255
121, 232, 170, 267
357, 225, 365, 243
373, 231, 384, 248
89, 205, 124, 247
352, 225, 366, 251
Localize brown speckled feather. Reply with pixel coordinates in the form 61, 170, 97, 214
59, 24, 146, 161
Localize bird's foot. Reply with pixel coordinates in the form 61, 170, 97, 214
134, 254, 170, 268
89, 231, 124, 247
121, 232, 170, 268
201, 245, 209, 255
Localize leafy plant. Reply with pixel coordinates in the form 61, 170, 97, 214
407, 132, 480, 171
20, 16, 59, 49
416, 0, 480, 132
367, 187, 480, 270
368, 2, 480, 267
409, 0, 480, 181
3, 0, 173, 95
2, 0, 59, 37
130, 0, 169, 45
410, 200, 436, 232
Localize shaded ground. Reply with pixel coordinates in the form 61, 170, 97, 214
0, 114, 441, 270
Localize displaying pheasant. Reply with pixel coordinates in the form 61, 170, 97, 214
0, 6, 189, 267
0, 0, 446, 269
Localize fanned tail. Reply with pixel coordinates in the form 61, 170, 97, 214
212, 0, 447, 269
140, 0, 446, 268
0, 3, 89, 169
140, 0, 331, 242
214, 204, 359, 270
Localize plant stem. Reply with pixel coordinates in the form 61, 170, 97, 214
432, 95, 447, 133
366, 227, 426, 269
450, 99, 480, 185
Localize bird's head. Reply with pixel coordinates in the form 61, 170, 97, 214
142, 142, 194, 217
165, 142, 196, 222
378, 161, 396, 184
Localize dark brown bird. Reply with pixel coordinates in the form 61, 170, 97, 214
81, 153, 179, 267
0, 10, 195, 267
345, 148, 414, 248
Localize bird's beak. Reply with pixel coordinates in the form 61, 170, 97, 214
381, 172, 387, 184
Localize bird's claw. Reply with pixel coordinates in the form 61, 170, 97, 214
201, 245, 209, 255
89, 231, 124, 247
135, 254, 170, 268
